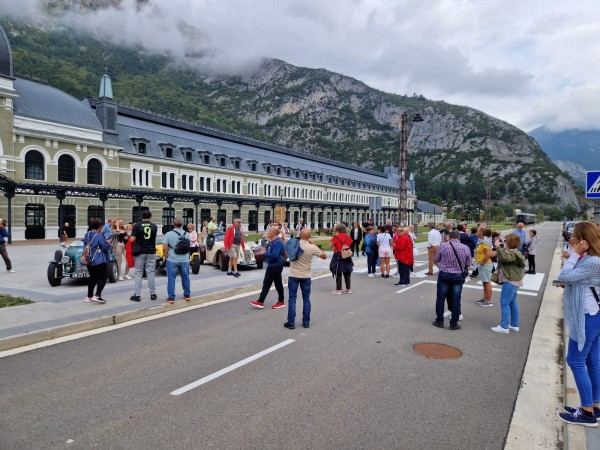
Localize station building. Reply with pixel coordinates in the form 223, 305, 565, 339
0, 26, 417, 242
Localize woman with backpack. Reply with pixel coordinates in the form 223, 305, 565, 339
83, 218, 113, 304
329, 223, 354, 294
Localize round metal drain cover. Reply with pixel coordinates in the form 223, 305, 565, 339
413, 343, 462, 359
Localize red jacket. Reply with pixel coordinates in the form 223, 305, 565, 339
330, 233, 352, 252
393, 233, 414, 265
224, 225, 246, 250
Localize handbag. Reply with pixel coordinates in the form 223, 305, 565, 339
413, 247, 419, 258
449, 242, 469, 278
491, 271, 502, 284
336, 235, 353, 259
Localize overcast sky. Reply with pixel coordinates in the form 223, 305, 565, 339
1, 0, 599, 133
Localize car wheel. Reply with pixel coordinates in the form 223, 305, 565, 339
107, 261, 118, 283
54, 250, 63, 261
218, 254, 227, 271
191, 255, 201, 274
47, 262, 62, 286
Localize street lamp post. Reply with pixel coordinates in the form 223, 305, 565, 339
398, 111, 423, 226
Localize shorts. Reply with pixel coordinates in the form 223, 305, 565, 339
378, 248, 393, 258
478, 262, 493, 282
228, 244, 240, 258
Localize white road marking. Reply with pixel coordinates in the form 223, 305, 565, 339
170, 339, 296, 396
474, 272, 545, 292
395, 280, 428, 293
400, 280, 538, 296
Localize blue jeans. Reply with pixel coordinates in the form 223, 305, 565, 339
287, 277, 311, 326
366, 249, 377, 274
566, 313, 600, 407
398, 260, 410, 285
499, 282, 519, 329
435, 271, 464, 326
166, 260, 191, 300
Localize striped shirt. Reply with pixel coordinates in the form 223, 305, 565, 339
433, 240, 472, 274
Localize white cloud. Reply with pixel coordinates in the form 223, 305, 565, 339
0, 0, 598, 132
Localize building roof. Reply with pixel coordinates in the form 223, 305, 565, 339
417, 200, 443, 213
100, 103, 410, 190
13, 79, 103, 132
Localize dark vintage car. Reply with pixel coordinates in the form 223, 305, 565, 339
47, 241, 119, 286
199, 232, 265, 271
155, 236, 201, 274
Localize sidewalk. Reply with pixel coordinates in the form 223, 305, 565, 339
0, 237, 593, 448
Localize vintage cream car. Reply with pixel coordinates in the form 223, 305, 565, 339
199, 232, 265, 271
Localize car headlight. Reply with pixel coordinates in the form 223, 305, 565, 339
61, 256, 70, 264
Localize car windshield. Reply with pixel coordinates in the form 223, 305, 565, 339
212, 233, 225, 243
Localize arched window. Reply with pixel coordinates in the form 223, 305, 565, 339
87, 158, 103, 185
25, 150, 45, 180
57, 154, 75, 182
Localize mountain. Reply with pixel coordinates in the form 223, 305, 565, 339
528, 127, 600, 187
0, 15, 585, 212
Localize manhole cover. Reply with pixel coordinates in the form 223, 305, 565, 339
413, 343, 462, 359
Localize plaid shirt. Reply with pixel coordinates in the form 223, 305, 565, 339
433, 240, 472, 274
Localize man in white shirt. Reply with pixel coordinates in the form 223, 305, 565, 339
427, 223, 443, 275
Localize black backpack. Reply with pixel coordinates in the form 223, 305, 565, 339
172, 230, 191, 255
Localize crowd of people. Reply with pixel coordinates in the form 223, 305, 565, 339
4, 211, 600, 428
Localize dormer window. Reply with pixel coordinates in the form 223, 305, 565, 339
286, 169, 291, 177
203, 155, 210, 164
303, 172, 308, 180
276, 168, 281, 175
130, 138, 150, 155
159, 142, 178, 159
262, 163, 273, 174
185, 152, 192, 162
295, 171, 300, 178
230, 157, 242, 170
250, 163, 257, 171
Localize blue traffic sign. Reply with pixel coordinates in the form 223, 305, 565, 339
586, 171, 600, 198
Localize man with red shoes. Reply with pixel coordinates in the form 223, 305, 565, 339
250, 226, 287, 309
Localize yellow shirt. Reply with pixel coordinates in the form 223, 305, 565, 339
475, 240, 492, 265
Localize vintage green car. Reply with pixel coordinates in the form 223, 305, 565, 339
47, 240, 119, 286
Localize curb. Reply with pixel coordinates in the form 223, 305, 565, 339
505, 232, 572, 449
0, 270, 334, 352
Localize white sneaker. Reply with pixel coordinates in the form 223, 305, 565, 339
392, 271, 399, 276
125, 275, 132, 280
118, 276, 124, 281
491, 325, 509, 334
368, 273, 375, 278
509, 325, 520, 332
84, 297, 92, 303
443, 311, 463, 320
7, 269, 15, 273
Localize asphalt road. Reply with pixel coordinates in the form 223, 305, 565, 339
0, 223, 559, 449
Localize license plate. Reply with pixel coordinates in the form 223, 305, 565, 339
69, 272, 88, 278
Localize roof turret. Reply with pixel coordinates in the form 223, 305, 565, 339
0, 25, 14, 78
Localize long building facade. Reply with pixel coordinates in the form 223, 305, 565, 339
0, 26, 417, 242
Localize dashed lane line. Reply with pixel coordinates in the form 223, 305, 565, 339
170, 339, 296, 396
